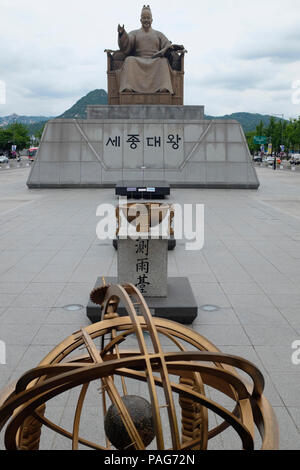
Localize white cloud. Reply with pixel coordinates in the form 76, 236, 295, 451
0, 0, 299, 118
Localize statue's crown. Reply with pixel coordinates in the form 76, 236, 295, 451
141, 5, 152, 15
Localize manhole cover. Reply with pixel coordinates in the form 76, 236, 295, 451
64, 304, 84, 311
201, 305, 220, 312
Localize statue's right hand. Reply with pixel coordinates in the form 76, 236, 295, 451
118, 24, 125, 35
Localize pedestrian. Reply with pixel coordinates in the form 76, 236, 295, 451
273, 155, 277, 170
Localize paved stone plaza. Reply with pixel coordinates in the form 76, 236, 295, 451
1, 166, 300, 449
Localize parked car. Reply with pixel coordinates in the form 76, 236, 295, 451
253, 155, 262, 162
0, 155, 9, 164
264, 156, 281, 165
290, 155, 300, 165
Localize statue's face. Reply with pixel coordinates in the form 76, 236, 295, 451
140, 12, 152, 30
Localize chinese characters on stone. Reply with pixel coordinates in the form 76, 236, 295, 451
135, 240, 150, 294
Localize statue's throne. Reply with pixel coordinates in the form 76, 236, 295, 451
105, 46, 186, 105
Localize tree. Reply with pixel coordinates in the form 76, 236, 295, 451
246, 121, 267, 154
246, 131, 257, 154
34, 122, 46, 143
283, 118, 300, 153
255, 120, 265, 137
0, 129, 13, 151
245, 116, 300, 156
0, 123, 30, 151
9, 123, 30, 150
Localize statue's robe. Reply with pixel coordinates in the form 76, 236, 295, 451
117, 28, 174, 94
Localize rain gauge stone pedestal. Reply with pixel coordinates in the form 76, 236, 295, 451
87, 202, 198, 325
118, 238, 168, 298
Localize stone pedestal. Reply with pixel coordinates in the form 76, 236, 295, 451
87, 276, 198, 324
27, 105, 260, 189
118, 238, 168, 298
87, 105, 205, 120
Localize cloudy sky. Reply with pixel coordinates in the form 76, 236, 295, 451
0, 0, 300, 118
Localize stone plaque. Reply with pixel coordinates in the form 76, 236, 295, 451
117, 238, 168, 297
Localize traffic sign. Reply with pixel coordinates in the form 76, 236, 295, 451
254, 136, 267, 145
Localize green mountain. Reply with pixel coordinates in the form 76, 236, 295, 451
1, 91, 289, 136
0, 90, 108, 136
56, 91, 287, 132
57, 89, 108, 119
25, 120, 48, 136
204, 112, 286, 133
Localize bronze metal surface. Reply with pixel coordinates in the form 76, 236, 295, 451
0, 283, 279, 450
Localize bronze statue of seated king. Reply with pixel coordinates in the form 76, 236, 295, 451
105, 5, 187, 105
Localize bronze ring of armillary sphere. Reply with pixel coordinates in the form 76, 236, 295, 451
0, 283, 279, 450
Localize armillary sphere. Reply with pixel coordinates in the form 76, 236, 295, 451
0, 283, 279, 450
